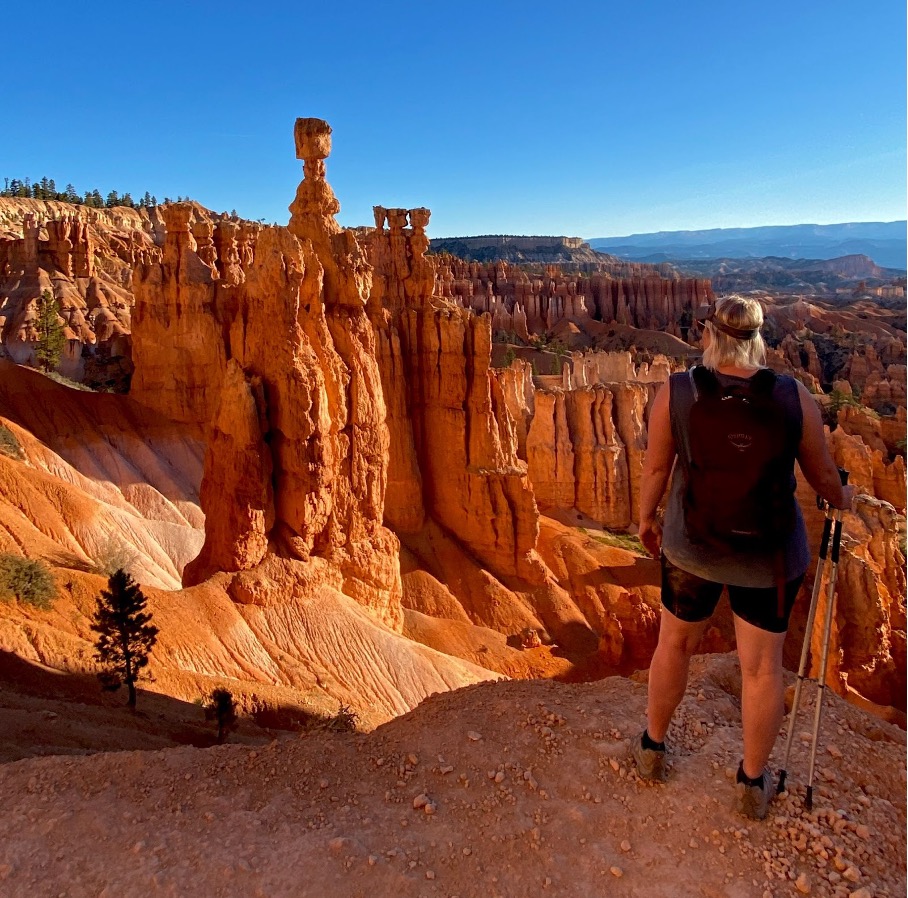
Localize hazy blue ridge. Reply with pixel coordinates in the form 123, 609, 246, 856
588, 222, 907, 269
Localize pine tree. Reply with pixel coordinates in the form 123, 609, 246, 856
33, 290, 65, 372
105, 190, 120, 208
91, 569, 158, 709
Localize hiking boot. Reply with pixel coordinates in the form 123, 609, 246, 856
632, 731, 667, 783
735, 766, 773, 820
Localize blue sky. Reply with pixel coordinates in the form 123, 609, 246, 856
3, 1, 905, 237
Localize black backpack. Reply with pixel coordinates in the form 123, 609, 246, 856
682, 366, 798, 550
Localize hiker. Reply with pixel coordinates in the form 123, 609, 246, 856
634, 294, 854, 820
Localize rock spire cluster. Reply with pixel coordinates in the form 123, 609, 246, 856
123, 118, 908, 714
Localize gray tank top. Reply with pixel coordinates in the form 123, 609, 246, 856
661, 368, 810, 588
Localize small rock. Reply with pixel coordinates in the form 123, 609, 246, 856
843, 866, 860, 883
848, 889, 872, 898
620, 840, 631, 852
467, 731, 482, 741
424, 802, 437, 815
609, 866, 623, 878
413, 793, 429, 810
609, 758, 620, 772
854, 825, 870, 840
425, 871, 435, 880
367, 855, 378, 866
795, 872, 811, 893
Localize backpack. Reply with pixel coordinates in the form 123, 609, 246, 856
682, 366, 797, 550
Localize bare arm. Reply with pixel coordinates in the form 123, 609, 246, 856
795, 380, 854, 509
638, 382, 676, 556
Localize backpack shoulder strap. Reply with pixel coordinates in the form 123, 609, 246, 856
748, 367, 778, 397
690, 365, 720, 401
670, 369, 699, 474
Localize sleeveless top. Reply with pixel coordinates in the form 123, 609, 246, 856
661, 369, 810, 588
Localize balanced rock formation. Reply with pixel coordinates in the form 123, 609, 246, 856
131, 120, 401, 626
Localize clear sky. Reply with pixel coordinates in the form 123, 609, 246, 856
4, 0, 905, 238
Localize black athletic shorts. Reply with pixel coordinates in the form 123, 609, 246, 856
660, 554, 804, 634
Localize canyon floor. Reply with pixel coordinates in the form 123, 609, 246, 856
0, 654, 904, 898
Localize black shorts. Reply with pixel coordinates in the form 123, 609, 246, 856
660, 555, 804, 634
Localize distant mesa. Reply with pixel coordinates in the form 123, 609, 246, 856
430, 235, 611, 265
588, 221, 908, 270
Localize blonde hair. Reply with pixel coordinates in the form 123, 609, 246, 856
701, 294, 766, 371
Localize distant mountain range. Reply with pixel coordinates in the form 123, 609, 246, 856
588, 222, 907, 270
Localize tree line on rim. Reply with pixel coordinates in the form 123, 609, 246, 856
1, 176, 195, 209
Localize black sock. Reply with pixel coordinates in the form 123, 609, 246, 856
642, 730, 665, 752
736, 762, 765, 788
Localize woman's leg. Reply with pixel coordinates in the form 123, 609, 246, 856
647, 607, 711, 742
733, 613, 787, 778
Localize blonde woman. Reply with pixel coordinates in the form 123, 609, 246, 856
634, 295, 853, 819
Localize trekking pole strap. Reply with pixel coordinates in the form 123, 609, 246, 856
818, 517, 832, 561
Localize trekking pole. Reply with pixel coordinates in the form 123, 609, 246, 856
776, 500, 834, 795
804, 469, 849, 811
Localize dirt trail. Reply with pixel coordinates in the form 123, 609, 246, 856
0, 654, 903, 898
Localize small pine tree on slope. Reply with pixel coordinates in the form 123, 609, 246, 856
91, 569, 158, 709
34, 290, 66, 373
203, 688, 238, 744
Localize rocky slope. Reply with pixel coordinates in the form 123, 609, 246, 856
0, 657, 903, 898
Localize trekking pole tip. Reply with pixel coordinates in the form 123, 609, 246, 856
776, 771, 787, 795
838, 468, 849, 485
805, 786, 814, 811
